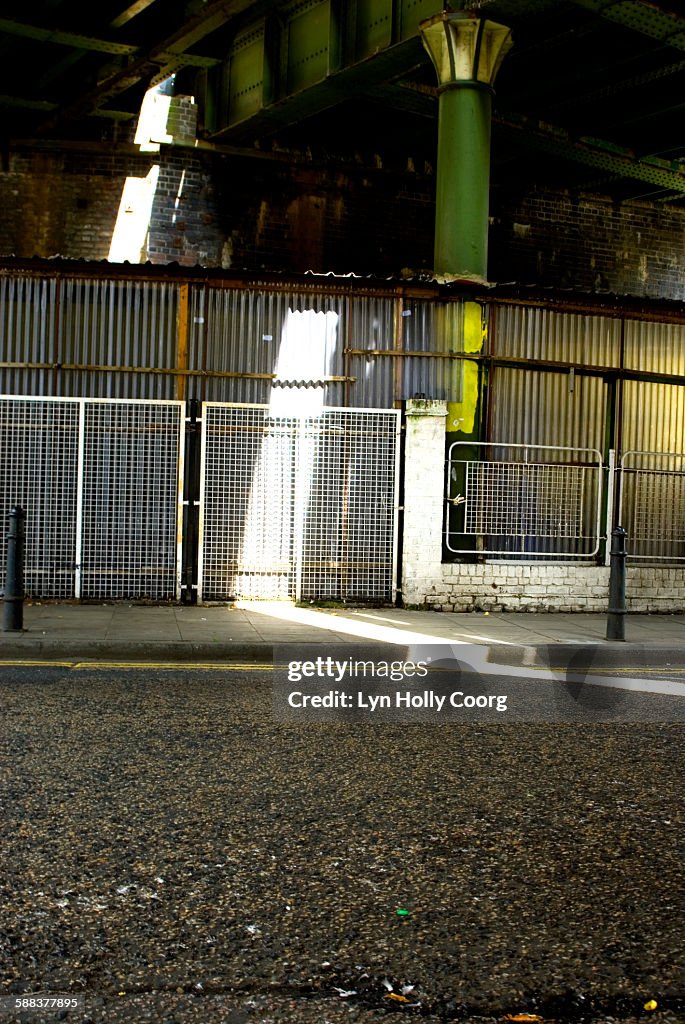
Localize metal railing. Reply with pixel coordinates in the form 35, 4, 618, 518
619, 450, 685, 562
445, 442, 604, 559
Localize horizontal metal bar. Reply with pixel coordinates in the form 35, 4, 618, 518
346, 349, 685, 386
0, 362, 354, 383
346, 348, 468, 359
627, 555, 685, 562
0, 394, 184, 406
2, 355, 685, 392
202, 400, 402, 416
448, 440, 603, 461
451, 353, 685, 388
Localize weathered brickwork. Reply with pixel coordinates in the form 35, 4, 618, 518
2, 116, 685, 300
147, 153, 224, 267
215, 159, 434, 273
490, 187, 685, 300
413, 563, 685, 614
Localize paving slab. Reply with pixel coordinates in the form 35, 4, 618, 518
2, 601, 685, 663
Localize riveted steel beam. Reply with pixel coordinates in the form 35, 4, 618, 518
571, 0, 685, 50
211, 36, 425, 139
497, 113, 685, 193
552, 57, 685, 111
209, 0, 442, 136
0, 17, 139, 55
0, 94, 58, 111
110, 0, 161, 29
368, 82, 685, 193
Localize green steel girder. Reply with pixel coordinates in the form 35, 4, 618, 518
571, 0, 685, 50
211, 36, 425, 139
207, 0, 441, 136
369, 81, 685, 194
0, 93, 58, 111
110, 0, 161, 29
497, 113, 685, 194
553, 56, 685, 110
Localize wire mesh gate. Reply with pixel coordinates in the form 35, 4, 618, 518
618, 450, 685, 562
198, 404, 401, 602
445, 442, 604, 559
0, 397, 185, 600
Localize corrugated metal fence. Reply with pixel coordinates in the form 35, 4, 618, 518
3, 267, 685, 572
0, 272, 465, 407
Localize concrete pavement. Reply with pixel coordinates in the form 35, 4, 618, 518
3, 601, 685, 662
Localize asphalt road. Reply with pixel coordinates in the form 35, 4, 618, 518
0, 664, 683, 1024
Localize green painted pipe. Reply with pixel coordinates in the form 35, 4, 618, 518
434, 82, 492, 279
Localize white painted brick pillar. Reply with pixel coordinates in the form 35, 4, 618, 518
402, 399, 447, 605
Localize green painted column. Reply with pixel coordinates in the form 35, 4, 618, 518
421, 14, 512, 281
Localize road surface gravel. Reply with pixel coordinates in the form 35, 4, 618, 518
0, 667, 682, 1023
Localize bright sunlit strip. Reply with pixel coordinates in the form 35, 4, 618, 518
134, 85, 172, 152
269, 308, 338, 417
108, 163, 160, 263
235, 601, 469, 646
108, 77, 178, 263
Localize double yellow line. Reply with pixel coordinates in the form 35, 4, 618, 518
0, 660, 274, 671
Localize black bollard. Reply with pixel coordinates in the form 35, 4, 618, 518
3, 505, 26, 632
606, 525, 627, 641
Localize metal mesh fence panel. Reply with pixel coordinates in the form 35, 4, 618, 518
619, 452, 685, 561
199, 405, 399, 602
200, 406, 295, 600
80, 401, 183, 600
464, 463, 585, 538
298, 411, 399, 600
0, 397, 79, 597
446, 443, 603, 559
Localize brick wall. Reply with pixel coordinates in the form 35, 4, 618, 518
3, 119, 685, 300
418, 563, 685, 614
217, 159, 434, 273
490, 187, 685, 300
147, 152, 224, 267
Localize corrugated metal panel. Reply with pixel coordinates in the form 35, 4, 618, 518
58, 279, 179, 399
493, 304, 621, 366
489, 367, 606, 452
346, 297, 467, 406
0, 275, 57, 396
402, 300, 465, 402
621, 380, 685, 456
624, 319, 685, 375
188, 286, 348, 407
619, 381, 685, 562
346, 294, 397, 408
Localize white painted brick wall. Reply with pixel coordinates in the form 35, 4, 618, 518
406, 562, 685, 613
402, 400, 447, 606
